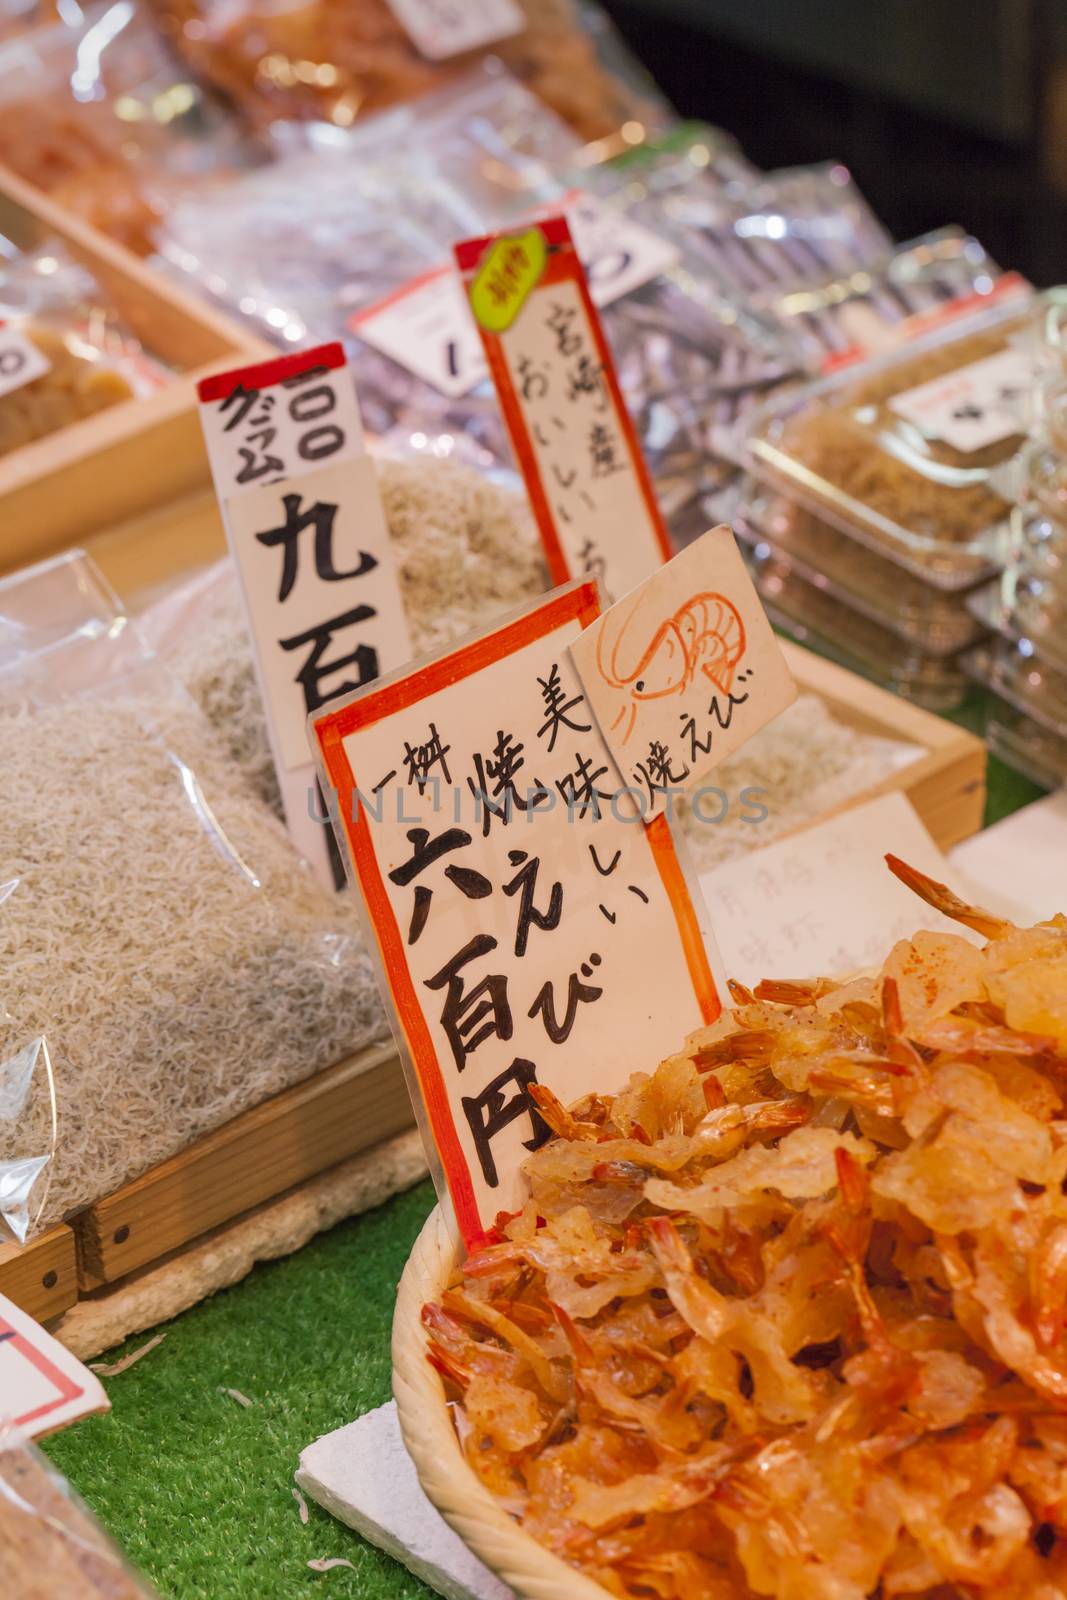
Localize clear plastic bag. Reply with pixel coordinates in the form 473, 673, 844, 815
0, 0, 257, 253
0, 240, 168, 458
0, 550, 388, 1239
0, 1423, 159, 1597
144, 0, 668, 144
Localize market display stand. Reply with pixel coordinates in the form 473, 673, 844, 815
0, 165, 272, 566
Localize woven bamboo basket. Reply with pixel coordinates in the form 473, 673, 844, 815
392, 1205, 613, 1599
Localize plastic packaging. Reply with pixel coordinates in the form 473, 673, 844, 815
968, 561, 1067, 676
144, 0, 668, 144
0, 1424, 159, 1597
983, 692, 1067, 787
0, 0, 256, 253
0, 550, 387, 1239
963, 645, 1067, 788
743, 537, 970, 710
752, 228, 1020, 370
968, 633, 1067, 737
0, 240, 170, 457
744, 297, 1036, 590
735, 481, 988, 656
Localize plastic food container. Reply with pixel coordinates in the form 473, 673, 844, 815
962, 663, 1067, 788
736, 482, 987, 656
750, 228, 1020, 371
968, 563, 1067, 675
965, 634, 1067, 738
744, 299, 1036, 590
742, 539, 970, 710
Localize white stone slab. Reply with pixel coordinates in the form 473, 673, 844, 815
296, 1401, 514, 1600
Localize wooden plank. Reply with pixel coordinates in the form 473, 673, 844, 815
0, 1226, 78, 1322
784, 640, 988, 848
0, 166, 272, 574
75, 1041, 412, 1288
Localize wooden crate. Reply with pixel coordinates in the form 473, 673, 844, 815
0, 166, 271, 574
0, 1226, 78, 1321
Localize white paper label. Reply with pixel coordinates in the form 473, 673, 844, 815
0, 326, 50, 398
570, 526, 797, 821
386, 0, 524, 60
889, 346, 1032, 452
198, 345, 408, 892
225, 455, 412, 775
0, 1292, 109, 1437
199, 346, 365, 498
353, 195, 679, 399
309, 582, 720, 1245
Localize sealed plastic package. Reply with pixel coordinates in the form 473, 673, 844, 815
0, 240, 168, 458
745, 298, 1036, 589
0, 0, 255, 252
0, 551, 388, 1239
144, 0, 667, 143
1, 1424, 159, 1598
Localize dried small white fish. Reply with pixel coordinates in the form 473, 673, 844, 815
89, 1332, 166, 1377
307, 1557, 357, 1573
291, 1484, 310, 1525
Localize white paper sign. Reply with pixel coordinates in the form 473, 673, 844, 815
198, 344, 365, 498
570, 526, 796, 820
350, 266, 484, 401
0, 325, 50, 399
198, 345, 410, 890
890, 345, 1032, 452
354, 195, 679, 399
0, 1292, 109, 1438
951, 787, 1067, 925
310, 581, 720, 1247
700, 791, 980, 987
386, 0, 523, 59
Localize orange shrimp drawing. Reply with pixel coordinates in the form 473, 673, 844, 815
595, 589, 747, 745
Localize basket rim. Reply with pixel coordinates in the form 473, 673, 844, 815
392, 1204, 614, 1600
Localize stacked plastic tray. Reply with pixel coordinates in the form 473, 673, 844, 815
966, 361, 1067, 783
739, 295, 1037, 709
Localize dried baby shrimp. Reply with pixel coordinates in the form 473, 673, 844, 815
425, 858, 1067, 1598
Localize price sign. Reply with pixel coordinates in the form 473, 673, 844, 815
385, 0, 524, 59
310, 581, 721, 1247
198, 345, 411, 891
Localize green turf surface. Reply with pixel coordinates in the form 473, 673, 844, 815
45, 1180, 440, 1600
41, 687, 1046, 1599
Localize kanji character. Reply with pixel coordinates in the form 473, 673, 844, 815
388, 827, 491, 945
537, 663, 590, 752
503, 850, 563, 957
566, 354, 607, 409
555, 750, 613, 821
588, 421, 625, 477
403, 722, 452, 790
468, 731, 550, 837
633, 739, 690, 807
256, 494, 377, 602
279, 603, 378, 717
545, 301, 582, 357
461, 1059, 550, 1187
528, 954, 603, 1044
425, 934, 512, 1074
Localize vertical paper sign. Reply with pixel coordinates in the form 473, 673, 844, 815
310, 581, 720, 1248
455, 218, 671, 604
198, 344, 412, 890
569, 526, 797, 820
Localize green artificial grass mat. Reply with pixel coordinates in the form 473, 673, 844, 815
40, 685, 1046, 1598
44, 1180, 439, 1600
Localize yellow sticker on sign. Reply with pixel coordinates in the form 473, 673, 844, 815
468, 228, 547, 333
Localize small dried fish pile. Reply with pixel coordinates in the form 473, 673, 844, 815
427, 862, 1067, 1599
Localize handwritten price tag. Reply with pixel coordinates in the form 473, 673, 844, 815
309, 581, 720, 1247
198, 344, 411, 891
889, 345, 1033, 453
386, 0, 524, 60
569, 526, 796, 821
456, 217, 670, 604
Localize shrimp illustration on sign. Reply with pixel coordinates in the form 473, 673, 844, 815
594, 587, 747, 745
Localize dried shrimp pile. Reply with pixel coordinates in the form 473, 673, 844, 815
425, 860, 1067, 1598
